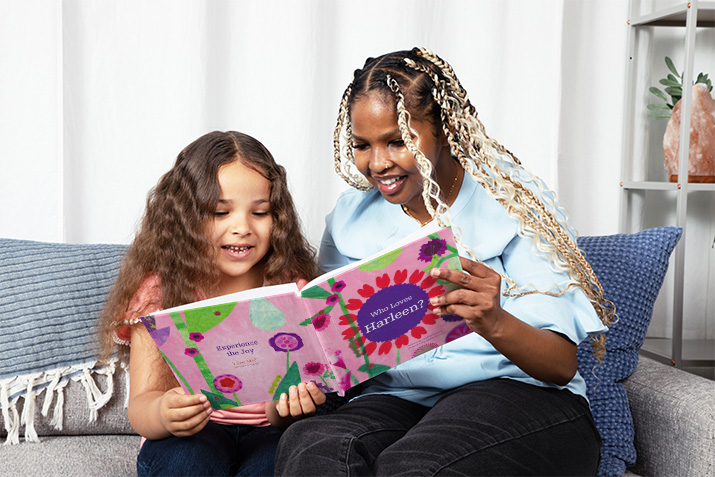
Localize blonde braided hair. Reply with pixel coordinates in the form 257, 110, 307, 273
333, 48, 614, 359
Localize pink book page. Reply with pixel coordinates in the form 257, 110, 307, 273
299, 225, 469, 393
140, 286, 338, 411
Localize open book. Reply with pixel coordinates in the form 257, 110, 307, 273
140, 223, 469, 410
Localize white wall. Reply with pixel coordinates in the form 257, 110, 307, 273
0, 0, 628, 247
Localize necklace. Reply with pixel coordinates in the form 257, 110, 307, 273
401, 166, 463, 225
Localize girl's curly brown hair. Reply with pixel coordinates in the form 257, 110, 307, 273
98, 131, 318, 362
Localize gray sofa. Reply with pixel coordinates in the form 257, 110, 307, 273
1, 233, 714, 476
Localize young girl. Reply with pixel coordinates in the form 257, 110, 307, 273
276, 49, 615, 476
99, 131, 326, 476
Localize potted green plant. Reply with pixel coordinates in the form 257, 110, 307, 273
648, 56, 712, 119
648, 57, 715, 183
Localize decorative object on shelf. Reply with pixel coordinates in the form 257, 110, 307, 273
649, 57, 715, 183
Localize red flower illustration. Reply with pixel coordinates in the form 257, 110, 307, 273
339, 268, 446, 357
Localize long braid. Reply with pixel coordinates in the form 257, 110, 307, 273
408, 48, 614, 356
332, 48, 614, 359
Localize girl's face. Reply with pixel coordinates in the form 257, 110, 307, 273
210, 160, 273, 294
350, 92, 453, 218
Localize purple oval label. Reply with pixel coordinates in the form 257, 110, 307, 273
356, 283, 429, 342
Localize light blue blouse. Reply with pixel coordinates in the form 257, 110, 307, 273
319, 173, 607, 406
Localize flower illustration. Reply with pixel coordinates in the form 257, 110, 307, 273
184, 347, 199, 357
331, 280, 346, 293
339, 371, 353, 391
418, 238, 447, 262
189, 332, 204, 342
446, 323, 472, 343
269, 332, 304, 353
214, 374, 242, 393
440, 314, 463, 322
310, 380, 331, 393
326, 294, 340, 306
303, 362, 327, 376
331, 350, 347, 369
342, 268, 446, 357
312, 312, 330, 331
413, 343, 438, 358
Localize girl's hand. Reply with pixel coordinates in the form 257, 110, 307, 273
158, 387, 212, 437
429, 257, 504, 337
266, 382, 326, 429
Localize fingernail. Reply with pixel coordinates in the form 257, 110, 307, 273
431, 268, 441, 277
307, 382, 316, 390
430, 297, 438, 305
298, 383, 307, 393
290, 386, 297, 396
433, 306, 442, 315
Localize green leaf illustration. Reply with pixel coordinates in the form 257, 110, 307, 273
358, 248, 402, 271
300, 285, 331, 300
201, 389, 239, 410
272, 361, 302, 400
183, 302, 236, 335
250, 297, 286, 331
357, 363, 392, 378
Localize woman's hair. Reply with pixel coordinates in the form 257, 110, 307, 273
333, 48, 614, 359
99, 130, 318, 361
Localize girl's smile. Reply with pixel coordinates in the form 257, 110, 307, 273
211, 160, 273, 294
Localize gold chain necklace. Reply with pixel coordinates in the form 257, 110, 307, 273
401, 167, 462, 225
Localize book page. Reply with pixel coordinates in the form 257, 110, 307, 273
298, 226, 468, 393
141, 288, 338, 410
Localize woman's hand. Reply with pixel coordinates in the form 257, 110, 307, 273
158, 387, 212, 437
429, 257, 505, 337
266, 382, 326, 430
429, 257, 578, 386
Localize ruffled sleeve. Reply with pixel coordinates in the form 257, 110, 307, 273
112, 273, 163, 346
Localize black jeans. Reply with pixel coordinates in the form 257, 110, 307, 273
276, 379, 600, 476
137, 422, 282, 476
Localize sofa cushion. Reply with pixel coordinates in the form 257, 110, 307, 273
576, 227, 682, 477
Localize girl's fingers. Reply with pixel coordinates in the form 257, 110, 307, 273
276, 393, 290, 418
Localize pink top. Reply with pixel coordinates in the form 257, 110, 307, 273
119, 274, 269, 427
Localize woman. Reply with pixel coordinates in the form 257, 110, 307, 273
276, 48, 613, 476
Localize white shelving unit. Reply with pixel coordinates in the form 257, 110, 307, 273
620, 1, 715, 372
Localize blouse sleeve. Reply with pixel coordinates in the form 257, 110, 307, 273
498, 233, 607, 345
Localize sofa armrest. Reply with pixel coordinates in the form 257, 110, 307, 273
623, 356, 715, 476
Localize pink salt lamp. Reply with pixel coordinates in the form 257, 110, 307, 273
663, 83, 715, 183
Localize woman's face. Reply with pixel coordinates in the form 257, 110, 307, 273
350, 92, 453, 216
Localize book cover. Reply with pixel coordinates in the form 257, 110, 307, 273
140, 224, 469, 410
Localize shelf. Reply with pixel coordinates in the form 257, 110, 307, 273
622, 181, 715, 191
630, 2, 715, 27
641, 338, 715, 367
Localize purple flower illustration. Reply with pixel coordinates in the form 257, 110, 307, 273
440, 314, 463, 322
269, 332, 304, 353
331, 281, 346, 293
214, 374, 242, 393
312, 312, 330, 331
189, 332, 204, 342
310, 380, 331, 393
303, 362, 327, 376
418, 238, 447, 262
184, 347, 199, 357
326, 294, 340, 306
